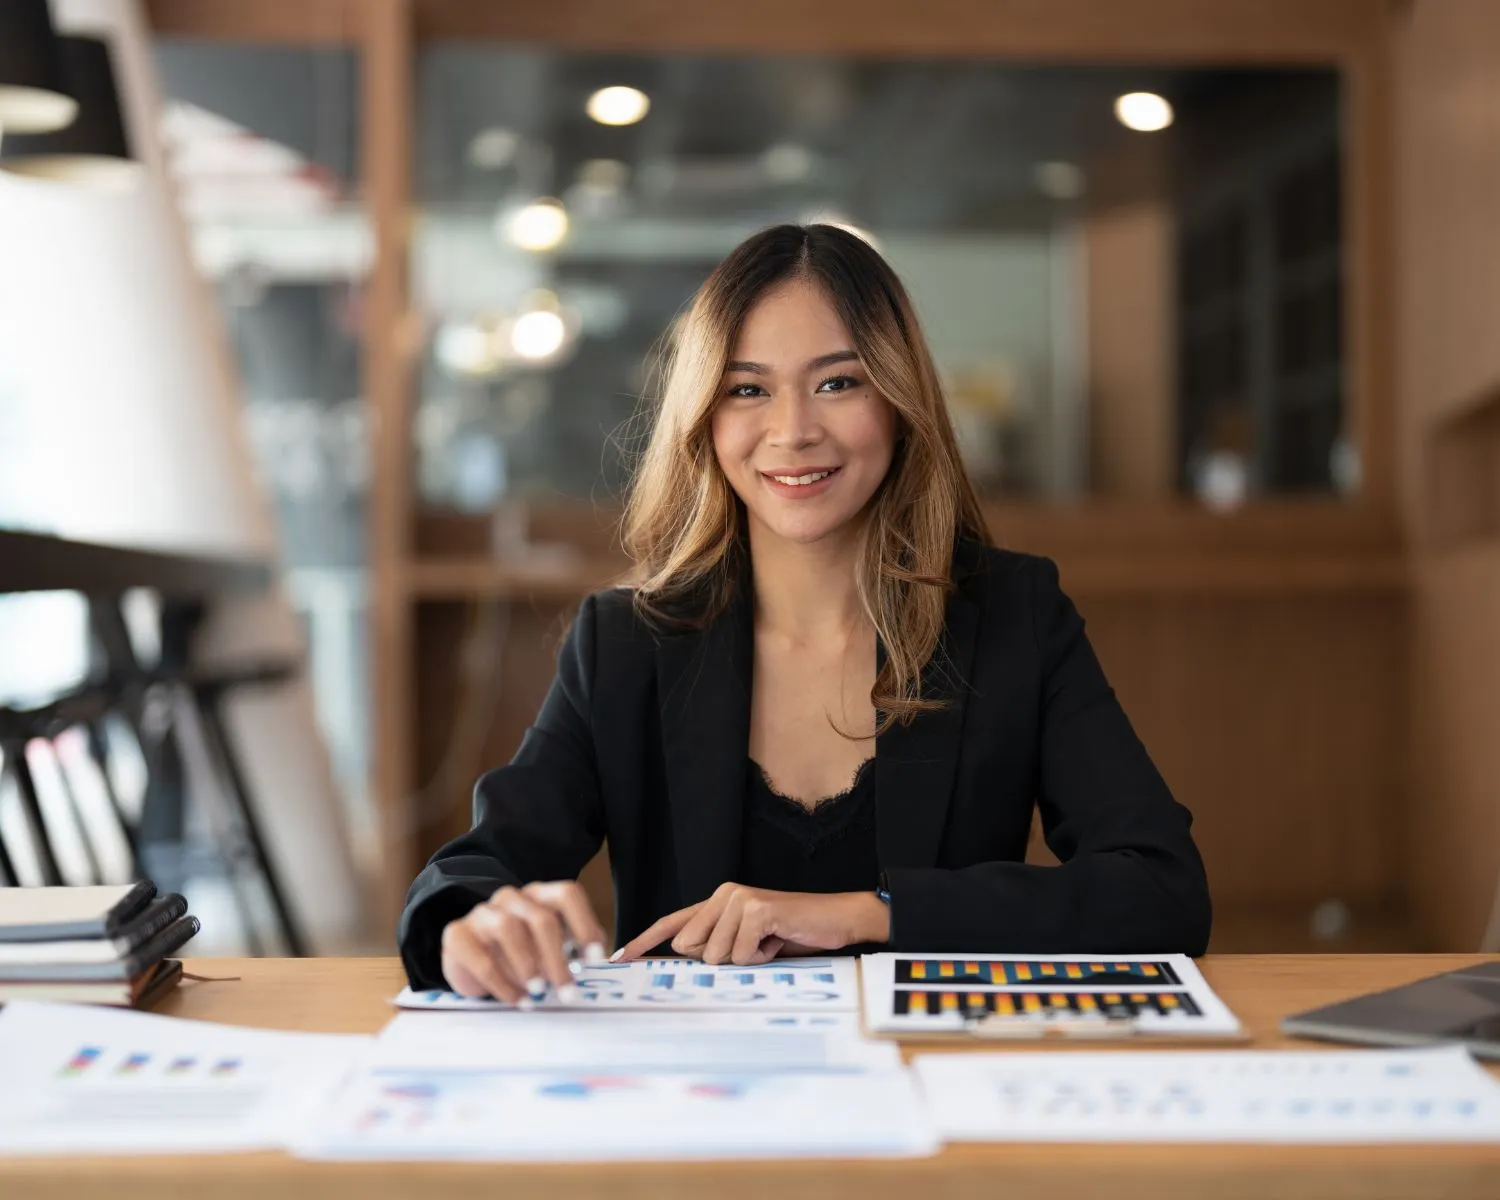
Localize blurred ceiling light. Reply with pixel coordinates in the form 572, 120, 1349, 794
586, 85, 649, 127
1114, 91, 1174, 132
0, 0, 78, 134
1033, 160, 1086, 200
435, 321, 500, 377
502, 198, 569, 252
1, 36, 139, 191
511, 309, 568, 361
576, 158, 630, 191
468, 127, 520, 171
762, 142, 813, 184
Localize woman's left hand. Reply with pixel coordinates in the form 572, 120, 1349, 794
615, 884, 891, 965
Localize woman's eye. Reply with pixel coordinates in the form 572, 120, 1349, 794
725, 383, 765, 399
816, 375, 861, 394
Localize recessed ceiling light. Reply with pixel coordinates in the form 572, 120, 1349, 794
762, 143, 813, 184
575, 158, 630, 191
586, 86, 650, 127
469, 127, 519, 171
1115, 92, 1174, 132
501, 198, 569, 252
435, 322, 499, 377
1033, 161, 1086, 200
511, 309, 567, 361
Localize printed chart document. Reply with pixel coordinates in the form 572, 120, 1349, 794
296, 1005, 933, 1161
915, 1045, 1500, 1142
0, 1000, 368, 1155
372, 1009, 900, 1072
298, 1066, 933, 1161
395, 955, 858, 1012
861, 953, 1243, 1037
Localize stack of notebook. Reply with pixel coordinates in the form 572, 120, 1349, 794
0, 881, 198, 1007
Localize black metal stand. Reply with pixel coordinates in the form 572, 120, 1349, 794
0, 531, 310, 957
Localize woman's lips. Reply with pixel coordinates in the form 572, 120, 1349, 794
759, 465, 841, 498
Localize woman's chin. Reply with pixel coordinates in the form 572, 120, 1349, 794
750, 510, 861, 547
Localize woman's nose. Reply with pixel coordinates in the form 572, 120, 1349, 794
765, 390, 819, 447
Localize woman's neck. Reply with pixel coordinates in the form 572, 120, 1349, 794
746, 519, 868, 644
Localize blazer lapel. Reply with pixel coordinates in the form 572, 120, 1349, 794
876, 581, 981, 870
656, 584, 753, 905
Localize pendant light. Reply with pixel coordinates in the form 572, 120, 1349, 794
1, 35, 137, 188
0, 0, 78, 135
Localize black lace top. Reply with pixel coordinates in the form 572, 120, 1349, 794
737, 757, 879, 895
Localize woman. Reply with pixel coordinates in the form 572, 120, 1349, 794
399, 224, 1211, 1002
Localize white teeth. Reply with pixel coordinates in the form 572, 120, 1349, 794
771, 470, 833, 486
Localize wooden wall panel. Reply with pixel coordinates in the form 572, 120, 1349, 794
1085, 205, 1176, 498
412, 588, 1406, 944
1084, 595, 1405, 910
1395, 0, 1500, 952
1407, 548, 1500, 951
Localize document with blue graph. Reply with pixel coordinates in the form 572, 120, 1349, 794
296, 1007, 934, 1160
395, 956, 859, 1011
0, 1000, 367, 1155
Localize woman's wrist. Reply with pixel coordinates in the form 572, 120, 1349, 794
846, 889, 891, 945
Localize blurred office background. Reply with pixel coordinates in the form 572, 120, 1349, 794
0, 0, 1495, 956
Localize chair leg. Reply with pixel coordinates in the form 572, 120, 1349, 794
194, 688, 309, 957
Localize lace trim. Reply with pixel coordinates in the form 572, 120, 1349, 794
745, 757, 876, 857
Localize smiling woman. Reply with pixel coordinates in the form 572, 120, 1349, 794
398, 224, 1211, 1000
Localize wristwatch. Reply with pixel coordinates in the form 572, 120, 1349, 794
875, 870, 892, 907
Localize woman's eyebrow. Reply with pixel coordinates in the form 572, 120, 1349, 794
724, 350, 859, 375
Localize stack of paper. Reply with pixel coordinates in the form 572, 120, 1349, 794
300, 966, 935, 1162
0, 882, 198, 1007
915, 1045, 1500, 1142
0, 1001, 368, 1154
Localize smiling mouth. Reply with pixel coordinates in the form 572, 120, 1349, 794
763, 467, 840, 486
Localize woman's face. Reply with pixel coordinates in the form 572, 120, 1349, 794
711, 278, 897, 549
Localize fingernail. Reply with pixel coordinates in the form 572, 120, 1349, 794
608, 948, 625, 963
584, 942, 607, 966
517, 997, 536, 1012
558, 984, 581, 1004
525, 976, 547, 998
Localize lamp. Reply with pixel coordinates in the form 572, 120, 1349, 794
1, 35, 137, 188
0, 0, 78, 135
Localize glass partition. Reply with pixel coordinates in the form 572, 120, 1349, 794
153, 41, 374, 856
410, 49, 1347, 523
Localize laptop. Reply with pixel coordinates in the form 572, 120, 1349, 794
1281, 961, 1500, 1060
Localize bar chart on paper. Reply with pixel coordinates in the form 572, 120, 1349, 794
0, 1001, 367, 1154
861, 954, 1243, 1036
395, 958, 859, 1011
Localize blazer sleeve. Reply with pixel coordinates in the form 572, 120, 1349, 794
396, 593, 608, 988
884, 557, 1212, 955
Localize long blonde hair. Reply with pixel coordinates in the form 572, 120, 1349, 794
622, 223, 990, 732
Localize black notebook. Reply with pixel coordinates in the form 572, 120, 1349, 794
0, 894, 188, 966
0, 881, 156, 942
1281, 961, 1500, 1061
0, 915, 200, 982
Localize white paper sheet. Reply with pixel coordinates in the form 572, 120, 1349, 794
0, 1000, 369, 1155
860, 953, 1243, 1037
915, 1045, 1500, 1142
373, 1009, 899, 1072
396, 955, 859, 1012
295, 1065, 936, 1161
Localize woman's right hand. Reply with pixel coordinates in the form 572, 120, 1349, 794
439, 880, 608, 1005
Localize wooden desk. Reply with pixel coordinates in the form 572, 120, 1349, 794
4, 955, 1500, 1199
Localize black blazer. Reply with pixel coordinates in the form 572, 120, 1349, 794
398, 543, 1211, 988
